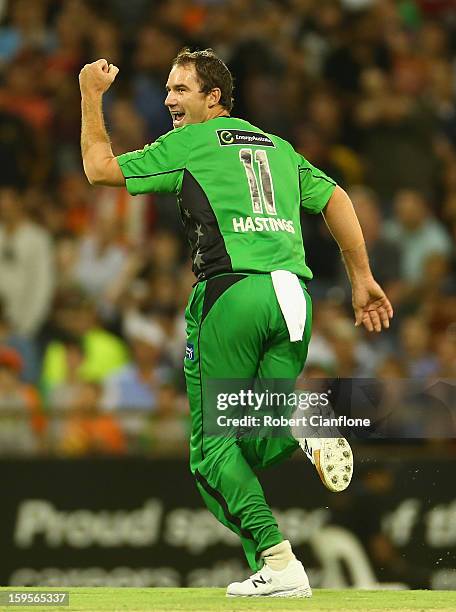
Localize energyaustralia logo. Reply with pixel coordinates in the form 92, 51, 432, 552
216, 129, 275, 147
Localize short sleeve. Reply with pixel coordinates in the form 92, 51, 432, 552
296, 152, 337, 214
116, 127, 192, 195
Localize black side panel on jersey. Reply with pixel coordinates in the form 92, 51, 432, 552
179, 169, 233, 280
201, 273, 247, 323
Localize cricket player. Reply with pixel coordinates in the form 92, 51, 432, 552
79, 49, 393, 598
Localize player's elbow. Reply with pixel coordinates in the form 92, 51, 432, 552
83, 158, 103, 185
86, 174, 102, 186
87, 174, 106, 186
83, 156, 125, 187
82, 161, 108, 186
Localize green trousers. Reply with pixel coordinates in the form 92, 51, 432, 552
184, 273, 312, 571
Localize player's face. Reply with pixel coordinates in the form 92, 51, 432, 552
165, 64, 211, 128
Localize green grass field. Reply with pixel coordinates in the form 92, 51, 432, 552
1, 588, 456, 612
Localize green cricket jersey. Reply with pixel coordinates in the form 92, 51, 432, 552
117, 117, 336, 281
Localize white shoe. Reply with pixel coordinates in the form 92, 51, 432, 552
300, 437, 353, 492
226, 559, 312, 598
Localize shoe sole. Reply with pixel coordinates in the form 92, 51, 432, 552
227, 586, 312, 598
314, 438, 353, 492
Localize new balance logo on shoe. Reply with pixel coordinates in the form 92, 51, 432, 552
226, 559, 312, 598
252, 576, 267, 588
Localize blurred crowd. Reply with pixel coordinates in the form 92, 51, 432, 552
0, 0, 454, 456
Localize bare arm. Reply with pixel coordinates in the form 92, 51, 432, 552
323, 186, 393, 332
323, 186, 370, 281
79, 59, 125, 186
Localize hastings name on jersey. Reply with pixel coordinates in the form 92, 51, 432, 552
232, 216, 295, 233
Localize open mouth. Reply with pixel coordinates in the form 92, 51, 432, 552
171, 111, 186, 125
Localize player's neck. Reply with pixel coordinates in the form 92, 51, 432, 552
206, 107, 230, 121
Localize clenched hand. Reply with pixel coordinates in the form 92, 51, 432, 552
79, 59, 119, 97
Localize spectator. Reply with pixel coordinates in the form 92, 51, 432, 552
326, 317, 378, 377
0, 0, 51, 63
0, 110, 35, 187
131, 25, 178, 140
54, 231, 80, 291
56, 173, 91, 236
102, 314, 173, 411
74, 214, 127, 318
355, 65, 438, 198
420, 252, 454, 299
0, 50, 54, 134
47, 336, 85, 410
0, 301, 39, 383
433, 330, 456, 379
383, 189, 452, 283
41, 291, 128, 392
109, 97, 148, 154
0, 346, 45, 455
137, 383, 188, 455
348, 186, 401, 289
58, 381, 126, 456
399, 315, 438, 378
0, 186, 54, 336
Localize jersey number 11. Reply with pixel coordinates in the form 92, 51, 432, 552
239, 149, 277, 216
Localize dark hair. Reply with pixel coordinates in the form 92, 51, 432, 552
172, 48, 234, 112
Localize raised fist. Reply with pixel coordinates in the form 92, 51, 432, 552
79, 59, 119, 97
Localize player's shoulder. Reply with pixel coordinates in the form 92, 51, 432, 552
154, 122, 217, 148
182, 116, 253, 135
154, 119, 298, 154
239, 121, 297, 157
265, 131, 295, 152
213, 116, 293, 144
155, 125, 193, 143
158, 117, 266, 147
203, 117, 299, 152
